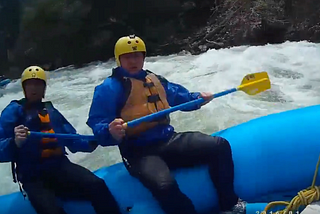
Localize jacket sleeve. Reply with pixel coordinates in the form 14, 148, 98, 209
54, 109, 97, 153
0, 102, 20, 162
158, 75, 202, 111
0, 126, 17, 162
86, 78, 122, 147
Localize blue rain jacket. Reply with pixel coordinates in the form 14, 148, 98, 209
0, 98, 97, 182
87, 67, 202, 147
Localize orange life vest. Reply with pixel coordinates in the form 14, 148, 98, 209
38, 108, 63, 158
120, 73, 170, 136
11, 100, 64, 198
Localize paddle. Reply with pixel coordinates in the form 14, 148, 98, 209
28, 71, 271, 140
27, 131, 96, 141
124, 71, 271, 128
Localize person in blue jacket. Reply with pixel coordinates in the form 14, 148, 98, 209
0, 66, 121, 214
87, 35, 246, 214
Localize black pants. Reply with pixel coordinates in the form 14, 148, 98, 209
121, 131, 239, 214
22, 158, 121, 214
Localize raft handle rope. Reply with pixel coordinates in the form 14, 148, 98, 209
263, 154, 320, 214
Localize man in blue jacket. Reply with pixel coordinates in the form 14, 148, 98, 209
0, 66, 121, 214
87, 35, 246, 214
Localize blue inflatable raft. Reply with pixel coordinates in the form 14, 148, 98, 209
0, 78, 10, 88
1, 104, 320, 214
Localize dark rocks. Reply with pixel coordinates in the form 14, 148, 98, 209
1, 0, 320, 79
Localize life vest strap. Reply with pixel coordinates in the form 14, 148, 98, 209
41, 148, 63, 158
143, 82, 155, 88
147, 94, 161, 103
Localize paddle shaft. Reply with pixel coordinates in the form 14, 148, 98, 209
126, 88, 237, 127
28, 131, 96, 141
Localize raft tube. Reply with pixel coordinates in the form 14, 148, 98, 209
1, 104, 320, 214
0, 78, 10, 88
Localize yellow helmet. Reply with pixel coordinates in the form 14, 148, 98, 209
21, 66, 47, 85
114, 35, 146, 66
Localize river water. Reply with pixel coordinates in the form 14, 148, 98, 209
1, 41, 319, 195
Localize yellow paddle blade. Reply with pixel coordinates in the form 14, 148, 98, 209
237, 71, 271, 95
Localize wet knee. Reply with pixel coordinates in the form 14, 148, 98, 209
152, 177, 179, 196
216, 137, 231, 152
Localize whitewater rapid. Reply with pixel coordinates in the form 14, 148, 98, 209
0, 41, 319, 195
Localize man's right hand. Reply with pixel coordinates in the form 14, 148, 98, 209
109, 118, 126, 141
14, 125, 29, 148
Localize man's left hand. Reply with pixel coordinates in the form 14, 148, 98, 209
199, 92, 213, 106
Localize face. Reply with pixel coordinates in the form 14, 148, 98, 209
23, 79, 46, 103
119, 52, 145, 74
